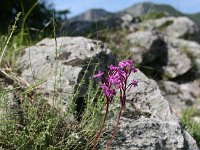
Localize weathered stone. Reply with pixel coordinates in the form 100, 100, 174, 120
126, 30, 194, 79
136, 17, 175, 31
120, 14, 140, 30
166, 38, 200, 76
18, 37, 116, 109
162, 46, 192, 79
159, 80, 200, 115
133, 17, 199, 40
126, 30, 167, 65
128, 47, 144, 63
126, 30, 163, 50
100, 70, 198, 149
167, 38, 200, 59
164, 17, 199, 39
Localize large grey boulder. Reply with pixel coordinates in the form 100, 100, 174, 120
126, 30, 195, 79
131, 17, 199, 40
130, 17, 175, 32
100, 70, 198, 149
164, 17, 199, 39
126, 30, 167, 65
120, 14, 140, 30
162, 46, 192, 79
166, 38, 200, 76
126, 30, 163, 50
159, 80, 200, 115
18, 37, 116, 108
126, 30, 192, 79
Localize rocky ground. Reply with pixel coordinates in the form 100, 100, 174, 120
16, 35, 199, 150
1, 5, 200, 149
62, 12, 200, 116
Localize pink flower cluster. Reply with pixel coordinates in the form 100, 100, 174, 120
94, 60, 138, 107
92, 60, 138, 150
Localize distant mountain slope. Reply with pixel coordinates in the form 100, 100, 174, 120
118, 2, 183, 17
186, 13, 200, 27
119, 2, 200, 26
70, 9, 113, 22
68, 2, 200, 27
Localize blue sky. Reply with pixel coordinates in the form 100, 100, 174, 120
50, 0, 200, 17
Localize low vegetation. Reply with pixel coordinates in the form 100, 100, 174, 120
0, 1, 200, 149
0, 9, 106, 149
181, 100, 200, 146
0, 71, 109, 149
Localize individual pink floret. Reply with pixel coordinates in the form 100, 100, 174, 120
118, 60, 133, 68
93, 70, 104, 78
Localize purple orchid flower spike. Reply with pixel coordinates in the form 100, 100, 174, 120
131, 79, 138, 87
131, 66, 137, 73
100, 83, 116, 98
92, 60, 138, 150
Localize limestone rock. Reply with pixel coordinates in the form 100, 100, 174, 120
166, 38, 200, 76
126, 30, 167, 65
126, 30, 194, 79
133, 17, 199, 40
100, 70, 198, 149
120, 14, 140, 30
159, 80, 200, 115
135, 17, 175, 31
18, 37, 116, 108
162, 46, 192, 79
164, 17, 199, 39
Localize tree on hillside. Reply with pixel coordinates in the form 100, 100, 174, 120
56, 9, 70, 21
